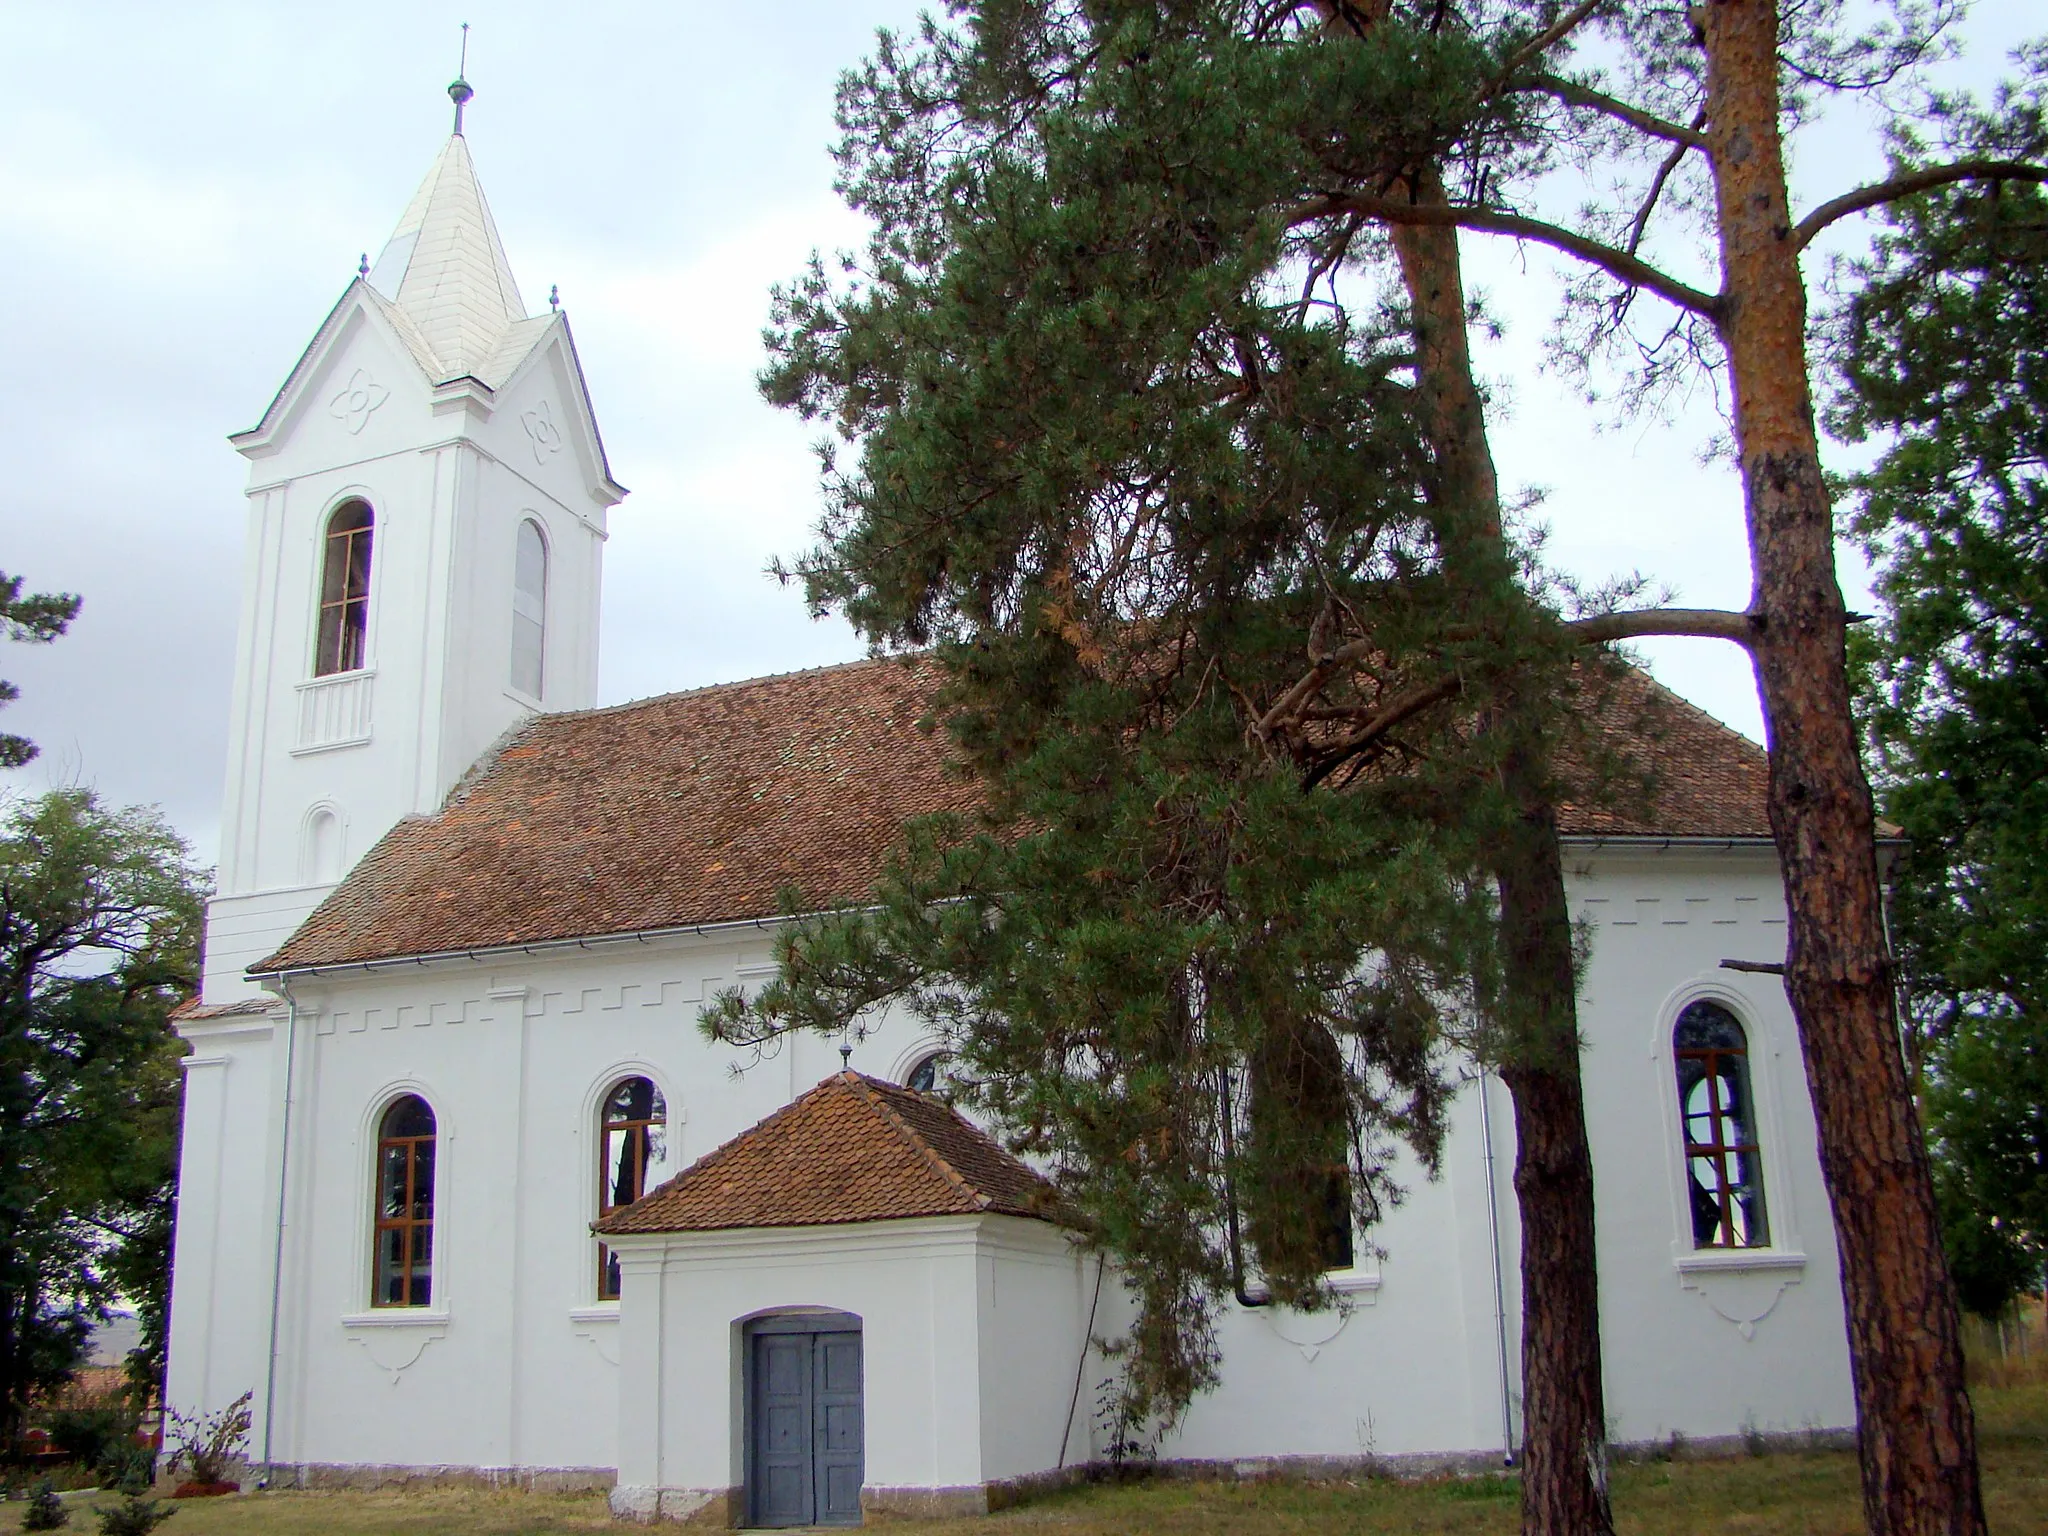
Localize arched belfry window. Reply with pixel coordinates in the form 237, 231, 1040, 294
597, 1077, 667, 1300
316, 500, 374, 676
373, 1095, 436, 1307
511, 519, 547, 698
1674, 1000, 1769, 1249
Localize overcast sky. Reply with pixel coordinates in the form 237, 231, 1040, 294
0, 3, 2033, 869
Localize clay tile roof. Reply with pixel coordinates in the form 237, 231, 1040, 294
255, 656, 979, 972
1555, 666, 1772, 841
254, 655, 1773, 974
594, 1071, 1058, 1235
172, 996, 278, 1023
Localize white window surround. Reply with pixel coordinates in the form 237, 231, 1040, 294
1650, 977, 1805, 1267
1673, 1248, 1806, 1276
353, 1082, 453, 1316
568, 1303, 621, 1325
308, 492, 378, 679
340, 1309, 450, 1329
580, 1062, 681, 1304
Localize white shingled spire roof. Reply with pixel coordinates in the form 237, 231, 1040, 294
364, 131, 533, 384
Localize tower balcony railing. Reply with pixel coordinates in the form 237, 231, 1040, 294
294, 668, 375, 753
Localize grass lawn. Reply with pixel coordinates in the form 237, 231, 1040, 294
7, 1384, 2042, 1534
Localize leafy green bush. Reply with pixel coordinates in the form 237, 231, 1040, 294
41, 1409, 137, 1479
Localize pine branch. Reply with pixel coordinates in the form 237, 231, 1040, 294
1291, 193, 1723, 318
1523, 74, 1705, 148
1495, 0, 1612, 81
1793, 160, 2048, 252
1564, 607, 1758, 645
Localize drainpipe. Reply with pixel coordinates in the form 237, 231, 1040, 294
258, 980, 300, 1487
1475, 1068, 1515, 1466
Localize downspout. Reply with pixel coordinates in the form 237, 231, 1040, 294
1476, 1068, 1515, 1467
258, 980, 300, 1488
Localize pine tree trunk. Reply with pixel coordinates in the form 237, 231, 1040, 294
1391, 202, 1617, 1536
1699, 4, 1984, 1532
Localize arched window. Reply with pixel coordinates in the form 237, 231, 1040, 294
1674, 1000, 1769, 1249
597, 1077, 667, 1300
905, 1051, 952, 1094
316, 500, 374, 676
510, 519, 547, 698
374, 1095, 436, 1307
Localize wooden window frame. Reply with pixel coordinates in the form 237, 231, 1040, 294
315, 500, 374, 677
597, 1077, 666, 1301
372, 1095, 436, 1308
1674, 1002, 1770, 1249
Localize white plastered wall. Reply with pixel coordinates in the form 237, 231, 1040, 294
202, 299, 612, 1005
608, 1212, 1092, 1512
166, 844, 1853, 1483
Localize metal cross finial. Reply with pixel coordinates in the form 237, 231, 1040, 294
358, 253, 370, 279
549, 283, 560, 312
448, 23, 474, 135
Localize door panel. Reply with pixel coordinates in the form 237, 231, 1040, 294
748, 1325, 864, 1528
813, 1332, 864, 1525
751, 1334, 815, 1527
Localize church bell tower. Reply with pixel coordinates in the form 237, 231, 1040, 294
200, 76, 626, 1002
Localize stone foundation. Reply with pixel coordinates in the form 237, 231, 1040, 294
257, 1426, 1858, 1523
268, 1462, 615, 1494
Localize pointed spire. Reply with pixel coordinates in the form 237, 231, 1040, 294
449, 23, 473, 135
363, 130, 528, 382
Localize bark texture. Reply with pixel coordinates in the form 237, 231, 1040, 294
1701, 4, 1984, 1532
1392, 202, 1616, 1536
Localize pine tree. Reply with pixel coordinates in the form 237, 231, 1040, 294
724, 11, 1678, 1527
1830, 76, 2048, 1325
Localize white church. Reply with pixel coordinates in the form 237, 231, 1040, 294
165, 81, 1856, 1526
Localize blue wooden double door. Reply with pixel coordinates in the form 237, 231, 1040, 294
747, 1316, 864, 1527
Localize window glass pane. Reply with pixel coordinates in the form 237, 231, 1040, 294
1673, 1003, 1768, 1248
382, 1095, 435, 1140
515, 521, 547, 608
511, 614, 543, 697
316, 505, 374, 677
379, 1227, 407, 1305
380, 1145, 409, 1217
321, 535, 351, 605
511, 521, 547, 697
644, 1123, 669, 1184
345, 528, 373, 600
606, 1077, 662, 1124
338, 600, 366, 673
411, 1142, 435, 1218
1319, 1171, 1355, 1271
605, 1126, 635, 1209
1675, 999, 1745, 1052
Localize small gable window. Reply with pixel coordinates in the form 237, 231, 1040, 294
905, 1051, 953, 1095
1674, 1000, 1769, 1249
316, 500, 374, 676
511, 519, 547, 698
597, 1077, 668, 1300
374, 1095, 436, 1307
